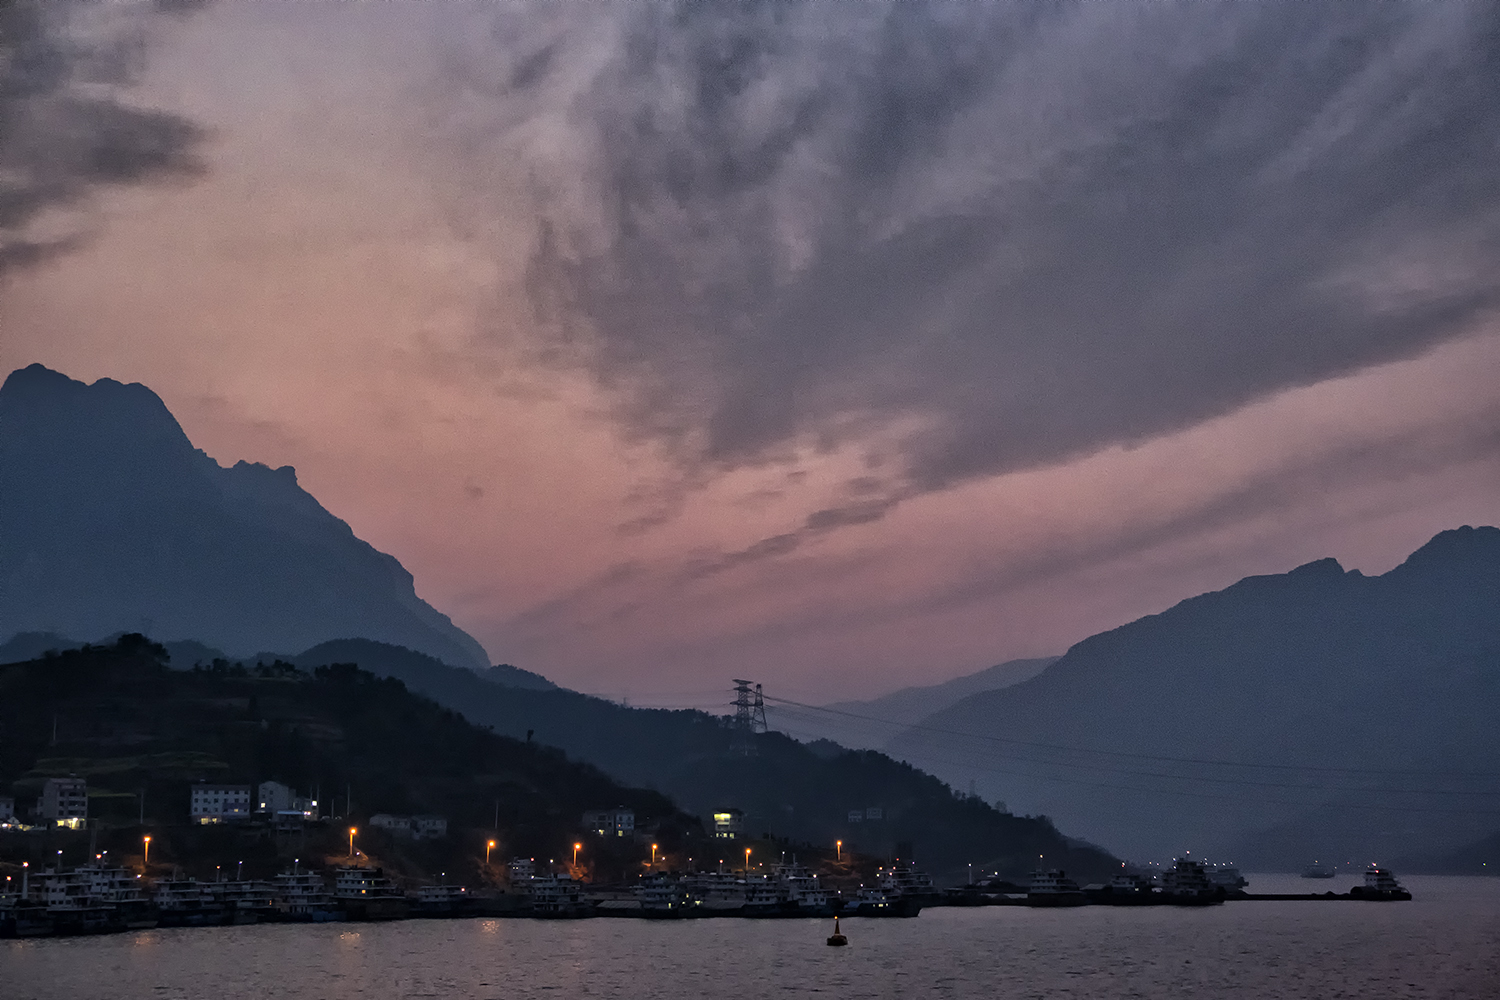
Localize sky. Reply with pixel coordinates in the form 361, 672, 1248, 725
2, 1, 1498, 705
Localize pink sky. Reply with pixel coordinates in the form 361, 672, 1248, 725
2, 3, 1497, 704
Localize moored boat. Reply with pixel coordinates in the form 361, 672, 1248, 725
332, 866, 410, 921
1350, 866, 1411, 901
1160, 858, 1225, 905
1027, 869, 1086, 907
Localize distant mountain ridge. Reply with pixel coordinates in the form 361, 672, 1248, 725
886, 526, 1500, 865
0, 364, 490, 670
787, 657, 1058, 750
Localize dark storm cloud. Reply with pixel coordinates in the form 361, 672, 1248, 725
482, 1, 1500, 526
0, 0, 206, 276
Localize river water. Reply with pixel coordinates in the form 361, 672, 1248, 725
4, 875, 1497, 999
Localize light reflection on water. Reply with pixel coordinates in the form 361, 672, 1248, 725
4, 876, 1498, 999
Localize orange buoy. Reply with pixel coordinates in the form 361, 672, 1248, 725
826, 915, 848, 946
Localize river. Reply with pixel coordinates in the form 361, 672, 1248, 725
5, 875, 1497, 999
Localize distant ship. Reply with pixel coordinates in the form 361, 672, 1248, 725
1026, 869, 1086, 907
1301, 862, 1336, 879
1350, 866, 1411, 901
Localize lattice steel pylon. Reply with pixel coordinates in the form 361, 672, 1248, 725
731, 679, 768, 755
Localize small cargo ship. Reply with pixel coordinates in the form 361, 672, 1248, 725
1301, 862, 1336, 879
1350, 866, 1411, 901
333, 866, 410, 921
1160, 858, 1225, 905
1026, 869, 1086, 907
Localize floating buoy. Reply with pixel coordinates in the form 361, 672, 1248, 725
826, 915, 848, 946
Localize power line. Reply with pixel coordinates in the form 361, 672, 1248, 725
767, 716, 1500, 816
761, 694, 1500, 781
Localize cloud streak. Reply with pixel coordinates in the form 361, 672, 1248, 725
0, 0, 207, 276
444, 1, 1500, 542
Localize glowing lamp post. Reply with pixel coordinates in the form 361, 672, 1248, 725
650, 844, 658, 867
574, 843, 582, 866
487, 840, 496, 865
836, 839, 842, 862
143, 835, 151, 866
744, 847, 752, 872
348, 827, 357, 858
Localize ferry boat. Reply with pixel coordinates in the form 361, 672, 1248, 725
683, 872, 747, 916
741, 875, 784, 917
1026, 869, 1086, 907
1101, 872, 1158, 905
154, 878, 227, 927
1160, 858, 1225, 905
75, 864, 158, 929
772, 863, 833, 917
38, 868, 120, 934
877, 864, 937, 902
523, 874, 591, 918
332, 866, 410, 921
850, 885, 923, 917
1207, 865, 1248, 893
413, 883, 471, 917
272, 865, 344, 922
1350, 866, 1411, 901
634, 876, 689, 919
215, 880, 277, 924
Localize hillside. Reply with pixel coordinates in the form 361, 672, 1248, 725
0, 636, 680, 883
886, 527, 1500, 865
779, 657, 1058, 750
0, 364, 489, 669
275, 640, 1116, 882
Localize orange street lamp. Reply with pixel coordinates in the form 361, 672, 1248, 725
836, 839, 842, 862
348, 827, 357, 858
744, 847, 751, 872
143, 835, 151, 866
574, 843, 582, 866
651, 843, 658, 866
487, 840, 496, 864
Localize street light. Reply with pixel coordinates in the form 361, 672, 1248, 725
348, 827, 357, 858
744, 847, 751, 872
650, 843, 658, 866
487, 840, 496, 864
143, 835, 151, 866
574, 843, 583, 866
836, 840, 842, 862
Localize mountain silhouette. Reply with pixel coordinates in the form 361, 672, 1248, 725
0, 364, 490, 670
887, 527, 1500, 865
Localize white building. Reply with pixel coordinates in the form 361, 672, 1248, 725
190, 783, 251, 824
412, 815, 447, 840
369, 813, 448, 840
40, 777, 88, 829
583, 808, 635, 837
0, 795, 14, 820
259, 780, 318, 820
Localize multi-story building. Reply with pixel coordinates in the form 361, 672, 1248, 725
711, 808, 744, 839
412, 815, 447, 840
369, 813, 449, 840
258, 780, 318, 820
40, 777, 88, 829
0, 795, 14, 820
582, 807, 635, 837
190, 783, 251, 824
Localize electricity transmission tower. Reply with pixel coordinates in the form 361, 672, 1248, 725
730, 679, 768, 756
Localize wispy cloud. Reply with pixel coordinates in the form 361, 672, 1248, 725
0, 0, 208, 276
439, 1, 1500, 542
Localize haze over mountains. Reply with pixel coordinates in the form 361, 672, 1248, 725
4, 362, 1495, 872
0, 365, 490, 670
886, 528, 1500, 865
